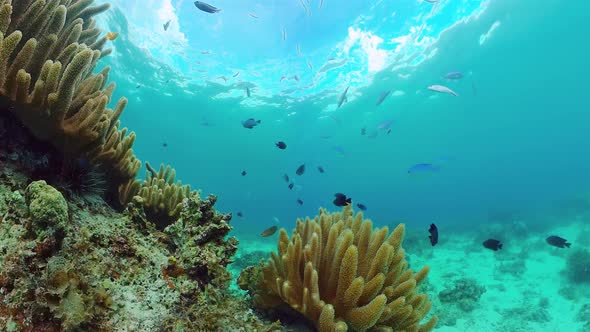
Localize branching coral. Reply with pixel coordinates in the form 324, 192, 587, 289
127, 162, 192, 229
246, 206, 437, 332
0, 0, 140, 203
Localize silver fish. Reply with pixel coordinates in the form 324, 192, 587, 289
337, 86, 349, 108
376, 90, 391, 106
443, 71, 464, 79
428, 85, 458, 96
194, 1, 221, 13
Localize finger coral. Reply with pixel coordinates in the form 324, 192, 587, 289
249, 206, 437, 332
134, 162, 192, 229
0, 0, 140, 203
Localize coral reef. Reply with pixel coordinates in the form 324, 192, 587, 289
438, 278, 485, 312
0, 0, 140, 205
0, 155, 279, 331
241, 206, 437, 332
565, 248, 590, 284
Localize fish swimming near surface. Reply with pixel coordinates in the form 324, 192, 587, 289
283, 174, 290, 182
337, 86, 349, 108
428, 223, 438, 246
241, 170, 247, 176
282, 28, 287, 41
386, 128, 392, 135
424, 0, 439, 3
217, 76, 228, 82
288, 183, 294, 190
248, 13, 259, 19
106, 32, 119, 41
443, 71, 464, 80
275, 141, 287, 149
356, 203, 367, 211
428, 84, 458, 96
296, 164, 305, 175
408, 163, 440, 174
317, 166, 324, 173
333, 193, 352, 207
233, 71, 240, 78
162, 143, 168, 148
260, 225, 278, 237
297, 199, 303, 206
546, 235, 571, 248
194, 1, 221, 13
361, 127, 366, 135
246, 87, 251, 97
163, 20, 171, 31
483, 239, 502, 251
307, 60, 313, 70
237, 212, 243, 217
376, 90, 391, 106
241, 118, 261, 129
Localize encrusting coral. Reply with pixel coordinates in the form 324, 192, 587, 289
0, 0, 140, 204
241, 205, 437, 332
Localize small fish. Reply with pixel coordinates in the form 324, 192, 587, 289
319, 0, 324, 9
356, 203, 367, 211
361, 127, 366, 135
293, 75, 299, 82
136, 84, 141, 89
246, 87, 251, 97
337, 86, 349, 108
375, 90, 391, 106
443, 71, 464, 80
194, 1, 221, 13
282, 28, 287, 41
162, 143, 168, 148
241, 170, 247, 176
296, 164, 305, 175
217, 76, 228, 82
546, 235, 571, 248
386, 128, 391, 135
280, 75, 287, 82
201, 50, 211, 55
427, 85, 458, 96
248, 13, 259, 19
296, 44, 302, 56
307, 60, 313, 70
164, 20, 171, 31
333, 193, 352, 207
283, 174, 290, 182
428, 223, 438, 246
237, 212, 243, 217
297, 199, 303, 206
275, 141, 287, 150
233, 71, 240, 78
483, 239, 502, 251
408, 163, 439, 174
377, 120, 394, 130
288, 183, 294, 190
106, 32, 119, 41
317, 166, 324, 173
242, 118, 261, 129
424, 0, 439, 3
260, 225, 278, 237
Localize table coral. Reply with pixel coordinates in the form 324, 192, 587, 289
243, 206, 437, 332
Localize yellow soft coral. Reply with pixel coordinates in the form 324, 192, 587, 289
0, 0, 139, 202
253, 206, 437, 332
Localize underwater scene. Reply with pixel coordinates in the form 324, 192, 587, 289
0, 0, 589, 331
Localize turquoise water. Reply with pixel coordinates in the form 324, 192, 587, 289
94, 4, 590, 329
97, 0, 589, 235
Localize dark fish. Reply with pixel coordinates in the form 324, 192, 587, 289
246, 87, 251, 97
428, 223, 438, 246
237, 212, 243, 217
242, 118, 261, 129
288, 183, 294, 190
337, 86, 349, 108
546, 235, 571, 248
375, 90, 391, 106
233, 71, 240, 78
361, 127, 366, 135
241, 170, 247, 176
162, 143, 168, 147
317, 166, 324, 173
163, 20, 171, 31
297, 199, 303, 206
333, 193, 352, 207
194, 1, 221, 13
482, 239, 502, 251
386, 128, 391, 135
408, 163, 439, 174
275, 141, 287, 149
356, 203, 367, 211
260, 225, 278, 237
283, 174, 290, 182
443, 71, 464, 80
136, 84, 141, 89
296, 164, 305, 176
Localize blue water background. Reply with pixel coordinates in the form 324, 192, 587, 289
95, 0, 590, 236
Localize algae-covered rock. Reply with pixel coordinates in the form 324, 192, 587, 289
25, 180, 68, 234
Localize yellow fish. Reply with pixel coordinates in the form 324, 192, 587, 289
106, 32, 119, 41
